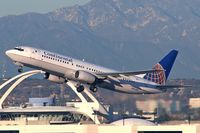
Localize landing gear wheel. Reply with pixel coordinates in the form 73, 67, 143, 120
92, 87, 98, 92
18, 68, 23, 73
90, 86, 98, 92
76, 85, 84, 92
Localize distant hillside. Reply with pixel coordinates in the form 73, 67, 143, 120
0, 0, 200, 78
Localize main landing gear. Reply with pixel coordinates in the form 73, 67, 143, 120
90, 85, 98, 92
76, 84, 98, 93
76, 84, 84, 92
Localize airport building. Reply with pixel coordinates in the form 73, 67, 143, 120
0, 125, 198, 133
0, 105, 199, 133
189, 98, 200, 109
136, 99, 181, 114
0, 91, 198, 133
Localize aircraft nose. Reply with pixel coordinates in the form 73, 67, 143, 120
5, 50, 14, 58
5, 50, 11, 57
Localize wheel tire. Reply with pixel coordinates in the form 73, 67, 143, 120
92, 87, 98, 92
90, 86, 98, 92
77, 85, 84, 92
18, 68, 23, 73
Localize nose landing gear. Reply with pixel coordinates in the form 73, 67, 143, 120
18, 66, 23, 73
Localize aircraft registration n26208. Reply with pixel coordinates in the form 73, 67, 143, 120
5, 46, 189, 94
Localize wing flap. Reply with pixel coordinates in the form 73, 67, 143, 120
156, 85, 192, 89
97, 69, 164, 77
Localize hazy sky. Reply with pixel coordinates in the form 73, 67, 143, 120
0, 0, 91, 17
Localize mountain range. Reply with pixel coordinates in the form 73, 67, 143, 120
0, 0, 200, 78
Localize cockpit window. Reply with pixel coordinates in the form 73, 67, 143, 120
14, 47, 24, 51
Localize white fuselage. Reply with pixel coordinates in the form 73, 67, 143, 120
6, 46, 163, 94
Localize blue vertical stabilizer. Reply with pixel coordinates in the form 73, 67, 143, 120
144, 50, 178, 85
159, 50, 178, 79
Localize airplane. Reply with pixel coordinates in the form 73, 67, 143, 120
5, 46, 187, 94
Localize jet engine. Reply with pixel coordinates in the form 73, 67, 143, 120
44, 73, 66, 83
74, 70, 96, 84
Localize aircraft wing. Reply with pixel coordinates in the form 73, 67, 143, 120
156, 85, 192, 89
97, 69, 163, 77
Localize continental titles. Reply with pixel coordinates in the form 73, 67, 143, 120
44, 51, 73, 62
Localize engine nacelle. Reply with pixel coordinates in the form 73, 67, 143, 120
44, 73, 66, 83
74, 70, 96, 84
